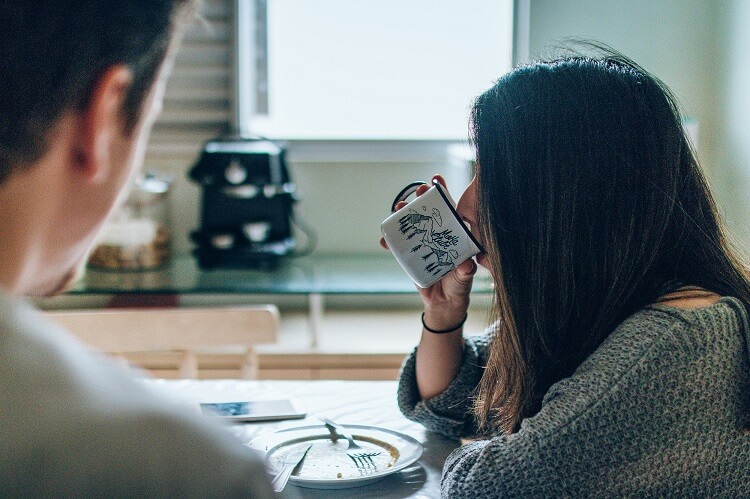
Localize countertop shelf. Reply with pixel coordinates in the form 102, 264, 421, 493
70, 253, 494, 296
65, 253, 493, 349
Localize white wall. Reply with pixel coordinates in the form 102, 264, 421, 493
527, 0, 750, 256
287, 157, 472, 254
528, 0, 720, 189
714, 0, 750, 255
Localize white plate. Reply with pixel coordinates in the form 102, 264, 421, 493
249, 424, 423, 489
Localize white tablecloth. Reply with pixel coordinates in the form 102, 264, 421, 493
142, 379, 458, 498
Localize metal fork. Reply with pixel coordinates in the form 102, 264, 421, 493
320, 417, 381, 468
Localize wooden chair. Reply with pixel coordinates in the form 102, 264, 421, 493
45, 305, 280, 379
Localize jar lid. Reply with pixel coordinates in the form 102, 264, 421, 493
139, 171, 171, 193
131, 171, 172, 204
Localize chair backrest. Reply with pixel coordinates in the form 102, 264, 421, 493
45, 305, 280, 379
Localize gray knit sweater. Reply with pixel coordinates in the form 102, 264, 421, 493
397, 297, 750, 497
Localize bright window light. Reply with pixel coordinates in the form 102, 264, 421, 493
242, 0, 515, 140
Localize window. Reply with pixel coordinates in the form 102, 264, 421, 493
145, 0, 520, 168
238, 0, 515, 140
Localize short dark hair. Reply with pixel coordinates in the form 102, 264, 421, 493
471, 49, 750, 434
0, 0, 191, 183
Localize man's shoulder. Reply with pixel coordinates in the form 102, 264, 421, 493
0, 291, 152, 411
0, 293, 274, 497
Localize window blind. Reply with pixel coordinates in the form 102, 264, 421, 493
145, 0, 232, 170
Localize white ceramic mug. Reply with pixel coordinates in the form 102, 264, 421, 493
381, 179, 484, 288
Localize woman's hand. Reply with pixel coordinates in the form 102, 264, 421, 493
380, 175, 477, 330
381, 174, 475, 400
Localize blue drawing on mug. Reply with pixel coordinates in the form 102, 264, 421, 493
398, 206, 459, 276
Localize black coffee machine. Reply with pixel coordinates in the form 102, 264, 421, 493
189, 137, 297, 270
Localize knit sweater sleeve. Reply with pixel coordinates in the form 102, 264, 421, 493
396, 327, 494, 439
441, 436, 547, 498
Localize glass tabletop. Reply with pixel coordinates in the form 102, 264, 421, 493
68, 253, 494, 295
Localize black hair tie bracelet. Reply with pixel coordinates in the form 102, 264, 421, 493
421, 312, 468, 334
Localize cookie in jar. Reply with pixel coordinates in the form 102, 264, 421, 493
88, 171, 173, 270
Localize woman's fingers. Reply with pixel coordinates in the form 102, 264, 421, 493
415, 183, 431, 196
455, 257, 478, 282
431, 174, 447, 188
416, 174, 446, 197
444, 259, 477, 294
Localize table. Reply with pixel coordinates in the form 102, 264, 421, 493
143, 379, 458, 498
69, 254, 493, 347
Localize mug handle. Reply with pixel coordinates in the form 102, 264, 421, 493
390, 181, 428, 213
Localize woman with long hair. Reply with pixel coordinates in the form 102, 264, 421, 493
392, 51, 750, 496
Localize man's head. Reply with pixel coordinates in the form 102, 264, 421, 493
0, 0, 194, 295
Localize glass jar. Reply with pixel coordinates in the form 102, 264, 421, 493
88, 171, 173, 270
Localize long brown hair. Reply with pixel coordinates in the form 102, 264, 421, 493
471, 51, 750, 434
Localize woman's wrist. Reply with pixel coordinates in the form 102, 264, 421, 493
421, 312, 467, 334
422, 307, 469, 334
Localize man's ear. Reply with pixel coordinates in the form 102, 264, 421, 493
73, 65, 134, 181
